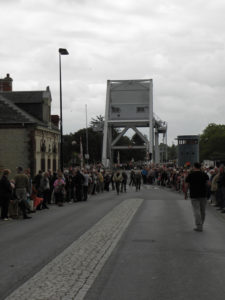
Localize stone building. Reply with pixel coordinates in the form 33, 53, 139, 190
0, 74, 60, 177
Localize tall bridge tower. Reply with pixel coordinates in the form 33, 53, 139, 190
101, 79, 167, 167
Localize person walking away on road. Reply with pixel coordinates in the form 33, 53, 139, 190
110, 171, 115, 191
148, 168, 155, 185
160, 168, 168, 186
134, 171, 142, 191
0, 169, 12, 220
113, 171, 123, 195
129, 169, 135, 186
141, 167, 148, 184
184, 162, 209, 232
98, 171, 104, 193
104, 172, 111, 191
121, 171, 128, 192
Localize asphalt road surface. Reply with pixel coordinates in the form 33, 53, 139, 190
1, 184, 225, 300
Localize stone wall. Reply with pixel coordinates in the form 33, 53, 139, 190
0, 128, 30, 178
0, 127, 60, 178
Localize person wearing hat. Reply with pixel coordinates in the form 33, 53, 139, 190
0, 169, 12, 220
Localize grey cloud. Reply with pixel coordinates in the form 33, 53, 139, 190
1, 0, 225, 145
0, 0, 21, 5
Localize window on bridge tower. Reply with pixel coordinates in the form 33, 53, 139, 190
136, 107, 145, 112
111, 106, 120, 113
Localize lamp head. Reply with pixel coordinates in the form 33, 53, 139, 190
59, 48, 69, 55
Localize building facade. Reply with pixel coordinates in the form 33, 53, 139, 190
177, 135, 199, 167
0, 74, 60, 177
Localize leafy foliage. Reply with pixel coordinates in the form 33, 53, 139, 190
63, 121, 225, 166
167, 144, 177, 160
89, 115, 104, 128
200, 123, 225, 161
63, 128, 103, 166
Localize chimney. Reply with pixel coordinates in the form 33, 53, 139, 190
0, 74, 13, 91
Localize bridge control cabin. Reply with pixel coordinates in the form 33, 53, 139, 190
109, 80, 150, 122
177, 135, 199, 167
102, 79, 167, 166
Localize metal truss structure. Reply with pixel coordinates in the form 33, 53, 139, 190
101, 79, 167, 167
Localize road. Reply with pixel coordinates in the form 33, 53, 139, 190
1, 185, 225, 300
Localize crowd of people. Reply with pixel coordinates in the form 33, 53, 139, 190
0, 165, 135, 221
140, 164, 225, 212
1, 163, 225, 221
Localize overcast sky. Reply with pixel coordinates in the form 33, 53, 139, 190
1, 0, 225, 145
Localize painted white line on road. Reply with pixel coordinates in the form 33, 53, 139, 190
5, 198, 143, 300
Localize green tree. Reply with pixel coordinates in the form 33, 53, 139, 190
63, 128, 103, 166
167, 144, 177, 161
74, 128, 103, 164
63, 133, 76, 166
200, 123, 225, 161
89, 114, 104, 128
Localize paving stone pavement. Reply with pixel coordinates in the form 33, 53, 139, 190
4, 198, 143, 300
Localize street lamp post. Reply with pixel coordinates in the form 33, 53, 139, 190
59, 48, 69, 172
71, 140, 77, 167
85, 104, 89, 165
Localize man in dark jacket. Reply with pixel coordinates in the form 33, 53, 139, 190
184, 162, 209, 232
0, 169, 12, 220
134, 171, 142, 191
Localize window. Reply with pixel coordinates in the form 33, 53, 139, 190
41, 140, 46, 152
53, 159, 56, 172
48, 158, 51, 170
178, 139, 198, 145
53, 143, 57, 153
186, 139, 198, 145
111, 106, 120, 113
41, 158, 46, 171
136, 107, 145, 113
